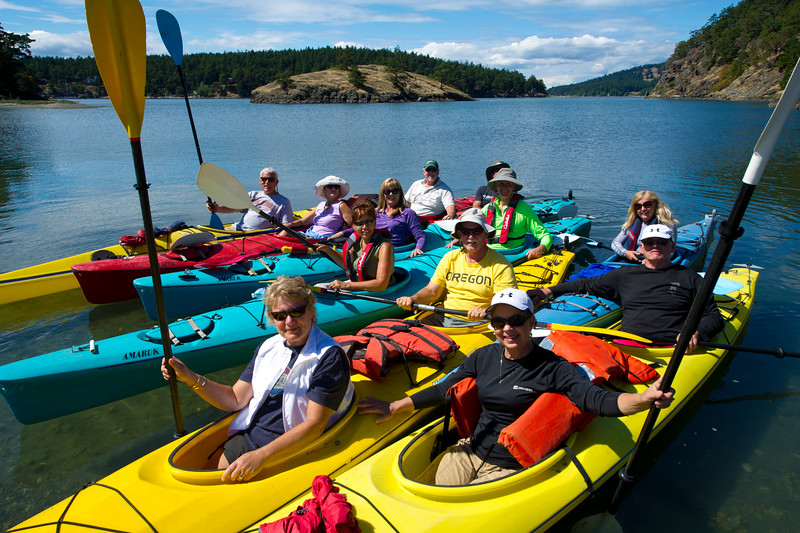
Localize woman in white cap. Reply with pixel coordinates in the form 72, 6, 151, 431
360, 288, 673, 486
611, 190, 678, 262
483, 168, 552, 260
282, 176, 353, 238
396, 208, 516, 327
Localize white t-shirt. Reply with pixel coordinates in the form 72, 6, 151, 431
406, 178, 455, 217
237, 191, 294, 230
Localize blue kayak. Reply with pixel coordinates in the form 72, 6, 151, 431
535, 212, 717, 328
0, 216, 587, 424
135, 212, 591, 321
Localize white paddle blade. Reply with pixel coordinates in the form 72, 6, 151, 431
196, 162, 253, 211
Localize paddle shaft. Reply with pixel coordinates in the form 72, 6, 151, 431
318, 287, 470, 316
87, 0, 184, 435
130, 139, 186, 436
606, 56, 800, 517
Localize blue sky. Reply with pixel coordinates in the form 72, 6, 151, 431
2, 0, 736, 87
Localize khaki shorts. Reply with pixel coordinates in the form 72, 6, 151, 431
435, 438, 518, 486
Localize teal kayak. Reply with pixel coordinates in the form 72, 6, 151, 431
0, 215, 587, 424
134, 211, 589, 321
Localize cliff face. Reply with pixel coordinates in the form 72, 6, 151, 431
654, 46, 786, 100
251, 64, 474, 104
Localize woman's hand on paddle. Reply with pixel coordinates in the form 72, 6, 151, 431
642, 377, 674, 409
327, 279, 351, 291
161, 356, 190, 384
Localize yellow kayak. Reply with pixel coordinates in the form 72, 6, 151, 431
9, 251, 574, 532
252, 266, 758, 533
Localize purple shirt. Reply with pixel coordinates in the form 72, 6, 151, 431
376, 208, 426, 250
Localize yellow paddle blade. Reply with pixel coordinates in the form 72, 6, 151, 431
85, 0, 146, 139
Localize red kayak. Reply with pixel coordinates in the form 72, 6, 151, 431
71, 231, 318, 304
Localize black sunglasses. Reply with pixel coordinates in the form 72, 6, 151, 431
353, 219, 375, 227
271, 304, 308, 321
260, 176, 277, 182
383, 188, 400, 195
459, 226, 484, 236
490, 313, 531, 330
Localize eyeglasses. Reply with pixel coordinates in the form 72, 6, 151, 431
271, 304, 308, 321
383, 188, 400, 195
635, 201, 654, 210
458, 226, 484, 236
424, 167, 438, 172
490, 313, 531, 330
260, 176, 277, 182
353, 219, 375, 227
642, 238, 670, 247
325, 184, 341, 189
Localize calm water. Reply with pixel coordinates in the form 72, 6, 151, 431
0, 97, 799, 531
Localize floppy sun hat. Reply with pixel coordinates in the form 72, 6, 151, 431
314, 175, 350, 198
487, 168, 523, 192
451, 208, 496, 238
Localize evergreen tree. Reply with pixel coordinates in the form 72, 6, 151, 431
1, 23, 39, 99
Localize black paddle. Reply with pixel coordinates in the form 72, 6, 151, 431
310, 286, 471, 317
86, 0, 185, 435
572, 55, 800, 533
155, 9, 224, 230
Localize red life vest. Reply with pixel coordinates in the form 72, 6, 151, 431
485, 194, 523, 244
341, 230, 391, 282
448, 330, 660, 467
335, 319, 459, 382
259, 475, 360, 533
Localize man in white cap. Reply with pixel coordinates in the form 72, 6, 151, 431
396, 209, 516, 326
405, 159, 456, 223
529, 224, 723, 351
360, 288, 673, 486
207, 167, 293, 230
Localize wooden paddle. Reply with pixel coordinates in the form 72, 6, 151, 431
310, 286, 471, 317
155, 9, 224, 230
195, 162, 343, 266
86, 0, 185, 435
572, 55, 800, 533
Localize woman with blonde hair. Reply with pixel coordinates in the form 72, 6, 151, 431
611, 190, 678, 262
376, 178, 426, 257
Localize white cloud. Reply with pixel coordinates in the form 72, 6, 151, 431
28, 30, 92, 57
413, 33, 674, 86
0, 1, 41, 11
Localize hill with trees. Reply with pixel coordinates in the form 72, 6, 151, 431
547, 64, 664, 96
0, 22, 40, 99
20, 46, 547, 100
654, 0, 800, 99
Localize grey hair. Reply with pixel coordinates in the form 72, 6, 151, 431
260, 167, 278, 178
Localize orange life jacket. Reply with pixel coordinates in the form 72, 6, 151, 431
449, 330, 660, 467
335, 319, 459, 383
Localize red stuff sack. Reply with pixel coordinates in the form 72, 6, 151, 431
259, 475, 360, 533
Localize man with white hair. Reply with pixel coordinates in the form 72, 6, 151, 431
529, 224, 724, 351
207, 167, 294, 230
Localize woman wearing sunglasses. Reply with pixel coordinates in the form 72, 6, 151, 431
359, 288, 673, 486
318, 200, 395, 292
611, 190, 678, 262
396, 209, 516, 327
161, 276, 353, 483
282, 175, 353, 238
376, 178, 426, 257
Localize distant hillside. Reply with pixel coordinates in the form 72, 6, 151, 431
22, 47, 547, 100
654, 0, 800, 99
548, 64, 665, 96
251, 64, 472, 103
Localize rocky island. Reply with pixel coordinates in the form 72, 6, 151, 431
250, 64, 474, 104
